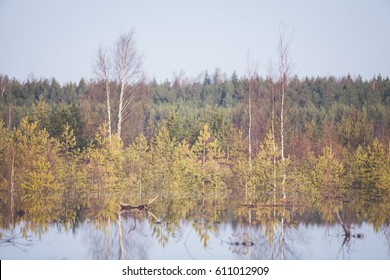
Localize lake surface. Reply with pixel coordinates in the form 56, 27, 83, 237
1, 206, 389, 260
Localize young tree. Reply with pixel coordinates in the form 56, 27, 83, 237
310, 146, 344, 199
192, 124, 225, 192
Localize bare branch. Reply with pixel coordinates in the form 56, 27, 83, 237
115, 30, 143, 139
92, 45, 113, 139
245, 51, 259, 80
277, 22, 294, 200
93, 45, 111, 81
277, 22, 294, 84
122, 102, 141, 123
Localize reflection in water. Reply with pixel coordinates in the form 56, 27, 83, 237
0, 228, 35, 253
334, 211, 365, 260
0, 192, 389, 259
86, 212, 149, 260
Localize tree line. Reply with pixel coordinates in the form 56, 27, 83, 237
1, 70, 389, 151
1, 72, 389, 202
1, 26, 390, 229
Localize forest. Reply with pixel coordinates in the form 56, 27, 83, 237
0, 31, 390, 257
1, 70, 390, 214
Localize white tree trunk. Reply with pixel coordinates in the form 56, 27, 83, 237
118, 82, 125, 139
115, 31, 142, 141
105, 80, 112, 140
277, 23, 293, 200
94, 46, 112, 139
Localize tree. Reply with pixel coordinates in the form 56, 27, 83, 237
93, 46, 113, 140
171, 140, 201, 196
148, 125, 175, 192
92, 30, 143, 141
277, 22, 293, 199
310, 146, 344, 199
251, 132, 285, 204
192, 124, 225, 192
123, 133, 149, 203
266, 59, 277, 199
114, 30, 143, 140
0, 119, 15, 224
245, 52, 259, 174
230, 128, 251, 202
352, 139, 390, 199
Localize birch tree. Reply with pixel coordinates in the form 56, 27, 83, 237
93, 46, 112, 139
93, 30, 143, 141
114, 30, 143, 140
245, 52, 259, 203
245, 52, 259, 173
277, 23, 293, 199
267, 59, 277, 203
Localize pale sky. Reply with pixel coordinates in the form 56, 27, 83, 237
0, 0, 389, 84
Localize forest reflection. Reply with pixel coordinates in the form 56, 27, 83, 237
1, 188, 389, 259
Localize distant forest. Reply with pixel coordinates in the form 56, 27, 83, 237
1, 72, 389, 154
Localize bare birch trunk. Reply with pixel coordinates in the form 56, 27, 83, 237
115, 31, 142, 141
246, 92, 252, 204
280, 74, 286, 199
105, 218, 110, 259
271, 80, 277, 205
245, 52, 258, 203
118, 82, 125, 139
202, 139, 206, 191
105, 80, 112, 140
277, 23, 293, 201
267, 60, 277, 205
94, 46, 112, 139
248, 88, 252, 173
280, 216, 285, 260
10, 152, 15, 225
94, 31, 142, 141
118, 214, 125, 260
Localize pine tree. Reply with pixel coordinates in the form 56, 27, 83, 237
310, 146, 344, 199
192, 124, 225, 192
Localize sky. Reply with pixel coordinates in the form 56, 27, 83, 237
0, 0, 389, 84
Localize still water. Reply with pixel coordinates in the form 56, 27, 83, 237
1, 208, 389, 260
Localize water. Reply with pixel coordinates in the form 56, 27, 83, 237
1, 209, 389, 260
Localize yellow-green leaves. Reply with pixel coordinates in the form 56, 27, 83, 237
352, 139, 390, 196
192, 124, 226, 193
310, 146, 344, 199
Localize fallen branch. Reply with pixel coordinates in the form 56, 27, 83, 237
120, 195, 159, 211
147, 195, 159, 205
336, 211, 351, 237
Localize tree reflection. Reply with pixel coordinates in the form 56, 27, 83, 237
217, 204, 307, 260
0, 228, 35, 253
85, 212, 150, 259
1, 185, 390, 259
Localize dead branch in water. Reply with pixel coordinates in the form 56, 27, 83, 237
120, 195, 159, 211
336, 211, 351, 237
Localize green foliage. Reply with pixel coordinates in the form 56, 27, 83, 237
229, 129, 250, 195
170, 140, 202, 196
123, 133, 149, 198
0, 74, 390, 243
251, 132, 285, 203
192, 124, 227, 193
352, 139, 390, 199
310, 146, 345, 199
83, 122, 124, 195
